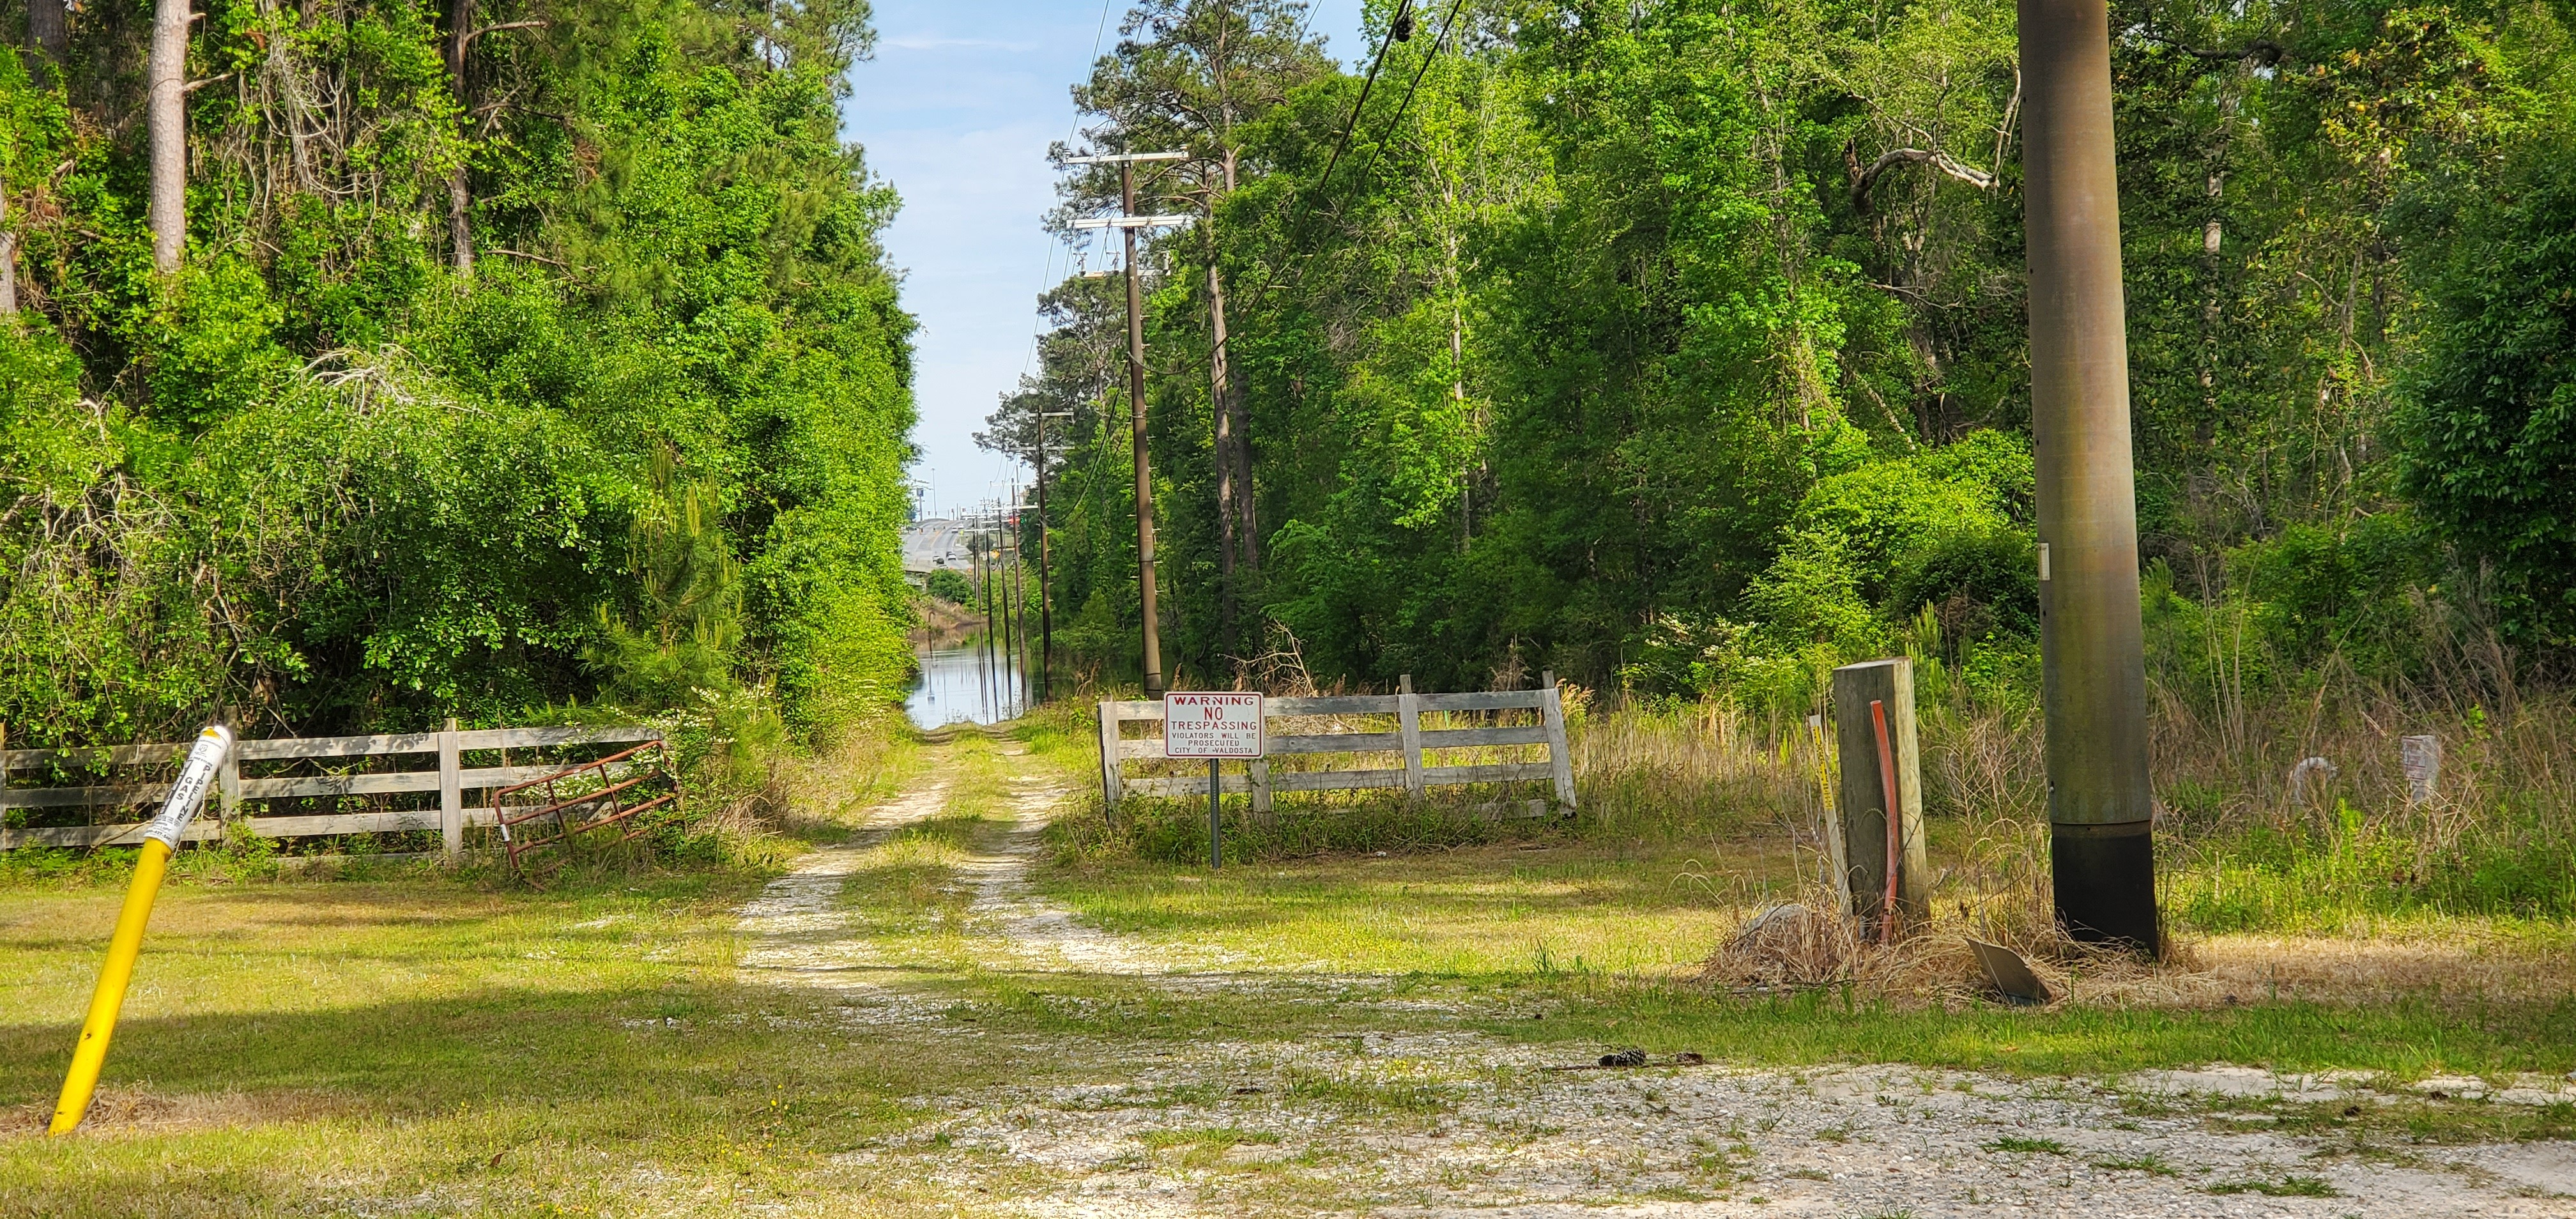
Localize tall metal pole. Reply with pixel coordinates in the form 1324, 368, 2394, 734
1123, 159, 1166, 698
2021, 0, 2159, 953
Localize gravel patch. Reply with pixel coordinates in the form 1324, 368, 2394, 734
747, 747, 2576, 1216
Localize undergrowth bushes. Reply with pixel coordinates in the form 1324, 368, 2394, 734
1039, 613, 2574, 937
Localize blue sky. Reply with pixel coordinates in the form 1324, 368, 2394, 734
840, 0, 1365, 519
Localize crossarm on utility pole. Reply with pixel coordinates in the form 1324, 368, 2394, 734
1071, 215, 1197, 229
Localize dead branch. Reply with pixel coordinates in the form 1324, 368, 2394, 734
2135, 31, 2287, 67
1850, 147, 1995, 211
465, 19, 546, 45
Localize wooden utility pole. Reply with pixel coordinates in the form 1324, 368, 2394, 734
1067, 150, 1190, 698
1034, 411, 1072, 702
1002, 492, 1023, 711
2021, 0, 2160, 952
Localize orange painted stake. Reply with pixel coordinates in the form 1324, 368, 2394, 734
1870, 700, 1901, 945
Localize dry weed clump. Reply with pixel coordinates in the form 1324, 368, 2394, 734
1696, 894, 2226, 1009
1574, 700, 1830, 842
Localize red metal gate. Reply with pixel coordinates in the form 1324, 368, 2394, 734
493, 740, 679, 873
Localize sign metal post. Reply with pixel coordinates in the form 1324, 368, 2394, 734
1162, 692, 1264, 870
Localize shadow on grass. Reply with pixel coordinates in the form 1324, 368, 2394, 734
1483, 979, 2576, 1081
0, 977, 979, 1216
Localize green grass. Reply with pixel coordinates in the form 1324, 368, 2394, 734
3, 716, 2571, 1216
1025, 828, 2576, 1082
2092, 1152, 2183, 1175
1986, 1136, 2067, 1154
0, 872, 982, 1215
1034, 841, 1767, 977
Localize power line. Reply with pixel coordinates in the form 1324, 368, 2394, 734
1305, 0, 1414, 210
1342, 0, 1470, 201
1232, 0, 1453, 319
1006, 0, 1123, 489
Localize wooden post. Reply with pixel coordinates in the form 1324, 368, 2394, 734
217, 749, 241, 843
1397, 674, 1425, 800
1539, 669, 1577, 810
1250, 757, 1272, 824
1831, 659, 1928, 936
1096, 701, 1124, 818
438, 717, 463, 861
2401, 734, 2441, 806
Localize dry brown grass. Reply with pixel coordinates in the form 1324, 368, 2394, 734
1577, 677, 2576, 1011
1695, 893, 2220, 1009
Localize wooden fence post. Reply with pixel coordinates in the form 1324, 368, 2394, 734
1830, 659, 1928, 935
1397, 674, 1425, 800
438, 717, 463, 861
1539, 669, 1576, 810
217, 749, 241, 843
1250, 758, 1271, 824
1096, 700, 1123, 818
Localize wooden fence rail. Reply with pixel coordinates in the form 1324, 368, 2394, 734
1097, 676, 1575, 815
0, 724, 664, 857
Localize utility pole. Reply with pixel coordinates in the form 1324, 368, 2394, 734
2021, 0, 2159, 953
1068, 150, 1190, 697
1003, 488, 1024, 712
990, 484, 1016, 713
1034, 410, 1073, 703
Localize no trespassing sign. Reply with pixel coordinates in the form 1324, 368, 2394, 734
1162, 692, 1265, 758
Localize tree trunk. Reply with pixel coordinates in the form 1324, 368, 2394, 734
1219, 151, 1258, 578
27, 0, 68, 80
1209, 258, 1238, 658
1453, 289, 1471, 551
0, 188, 17, 316
146, 0, 188, 275
445, 0, 475, 277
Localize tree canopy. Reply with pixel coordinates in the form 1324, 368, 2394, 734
1, 0, 916, 747
996, 0, 2576, 707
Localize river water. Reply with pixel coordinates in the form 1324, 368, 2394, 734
904, 640, 1027, 729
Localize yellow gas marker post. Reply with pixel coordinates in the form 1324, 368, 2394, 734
49, 724, 234, 1135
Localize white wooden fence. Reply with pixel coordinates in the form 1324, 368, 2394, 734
1097, 677, 1575, 815
0, 723, 664, 858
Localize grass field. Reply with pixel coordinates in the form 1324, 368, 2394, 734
2, 720, 2572, 1215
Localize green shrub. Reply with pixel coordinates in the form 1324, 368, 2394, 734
2398, 124, 2576, 643
926, 567, 974, 604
